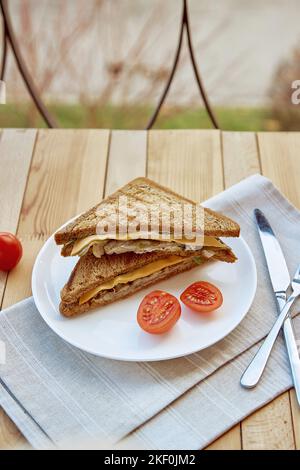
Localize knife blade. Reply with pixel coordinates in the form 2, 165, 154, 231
251, 209, 300, 404
254, 209, 290, 296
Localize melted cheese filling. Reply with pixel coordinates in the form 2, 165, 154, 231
71, 234, 225, 256
79, 256, 186, 305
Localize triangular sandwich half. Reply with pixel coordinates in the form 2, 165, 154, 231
55, 177, 240, 259
60, 248, 236, 317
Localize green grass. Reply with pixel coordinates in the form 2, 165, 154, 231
0, 102, 272, 131
156, 107, 270, 131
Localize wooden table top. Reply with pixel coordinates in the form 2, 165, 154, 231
0, 128, 299, 450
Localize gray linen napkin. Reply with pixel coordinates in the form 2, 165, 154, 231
0, 174, 299, 449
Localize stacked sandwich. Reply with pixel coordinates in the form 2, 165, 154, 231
55, 178, 239, 317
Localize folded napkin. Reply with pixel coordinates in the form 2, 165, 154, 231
0, 175, 299, 449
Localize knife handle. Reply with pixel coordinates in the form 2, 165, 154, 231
277, 294, 300, 406
241, 296, 295, 388
283, 318, 300, 406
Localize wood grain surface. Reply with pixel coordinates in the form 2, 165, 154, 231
0, 129, 299, 450
105, 130, 147, 196
0, 129, 37, 307
0, 129, 110, 449
148, 130, 223, 201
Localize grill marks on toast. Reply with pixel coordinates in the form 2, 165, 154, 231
55, 177, 240, 245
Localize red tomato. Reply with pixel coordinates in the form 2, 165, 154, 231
137, 290, 181, 334
180, 281, 223, 313
0, 233, 23, 271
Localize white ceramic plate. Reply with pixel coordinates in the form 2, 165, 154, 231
32, 228, 257, 362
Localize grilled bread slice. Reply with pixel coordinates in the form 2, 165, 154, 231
55, 177, 240, 254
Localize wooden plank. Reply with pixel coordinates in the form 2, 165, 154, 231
147, 130, 223, 200
222, 131, 260, 186
148, 130, 241, 450
0, 129, 36, 450
238, 133, 300, 449
0, 409, 29, 450
104, 130, 241, 450
0, 129, 110, 449
18, 129, 110, 237
290, 389, 300, 450
0, 129, 37, 233
258, 132, 300, 207
105, 131, 147, 196
258, 131, 300, 450
242, 393, 295, 450
217, 131, 261, 449
206, 425, 241, 450
259, 131, 300, 449
0, 129, 37, 303
4, 129, 110, 309
216, 131, 261, 449
222, 131, 295, 450
0, 271, 6, 309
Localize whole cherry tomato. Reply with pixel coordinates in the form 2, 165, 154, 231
0, 232, 23, 271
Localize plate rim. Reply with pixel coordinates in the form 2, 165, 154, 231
32, 223, 257, 362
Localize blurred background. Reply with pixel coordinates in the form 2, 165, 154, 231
1, 0, 300, 130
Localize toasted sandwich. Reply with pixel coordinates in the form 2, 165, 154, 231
55, 178, 240, 317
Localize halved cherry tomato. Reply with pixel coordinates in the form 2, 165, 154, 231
0, 232, 23, 271
137, 290, 181, 334
180, 281, 223, 313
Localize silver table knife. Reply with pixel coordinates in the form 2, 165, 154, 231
241, 208, 300, 405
